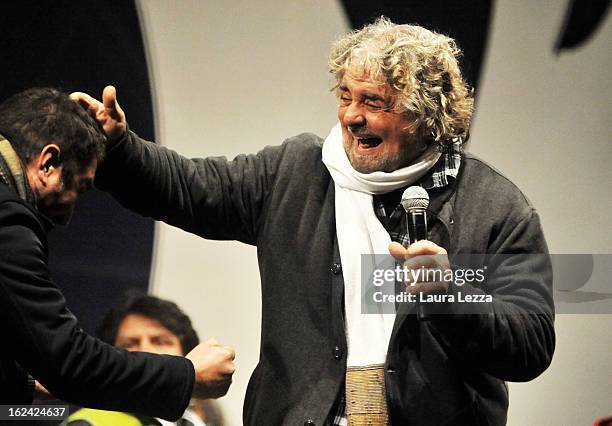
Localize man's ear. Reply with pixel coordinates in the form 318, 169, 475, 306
36, 144, 62, 184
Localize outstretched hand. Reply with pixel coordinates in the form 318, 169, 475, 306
70, 85, 126, 141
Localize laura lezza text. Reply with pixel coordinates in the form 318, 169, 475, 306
373, 291, 492, 303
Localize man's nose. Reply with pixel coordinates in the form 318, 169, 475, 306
137, 339, 152, 353
342, 102, 366, 127
139, 339, 166, 355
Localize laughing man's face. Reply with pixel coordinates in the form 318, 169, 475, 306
337, 73, 427, 173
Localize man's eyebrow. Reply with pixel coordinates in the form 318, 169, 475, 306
362, 93, 386, 102
336, 86, 388, 103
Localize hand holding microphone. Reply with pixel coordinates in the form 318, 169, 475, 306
388, 186, 451, 318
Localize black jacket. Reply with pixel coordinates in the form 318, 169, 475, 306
97, 131, 555, 425
0, 181, 194, 421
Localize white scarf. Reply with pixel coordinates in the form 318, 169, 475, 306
322, 123, 441, 367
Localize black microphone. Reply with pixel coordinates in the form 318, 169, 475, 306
401, 186, 429, 246
400, 186, 431, 320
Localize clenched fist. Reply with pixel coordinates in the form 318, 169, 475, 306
186, 338, 235, 399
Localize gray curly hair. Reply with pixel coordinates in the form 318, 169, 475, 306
329, 17, 474, 145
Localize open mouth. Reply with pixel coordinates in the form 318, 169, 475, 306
356, 136, 383, 150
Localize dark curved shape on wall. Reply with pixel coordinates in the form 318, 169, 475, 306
339, 0, 494, 92
555, 0, 611, 52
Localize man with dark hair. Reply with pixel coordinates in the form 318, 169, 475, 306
66, 292, 226, 426
0, 88, 236, 421
0, 87, 105, 225
97, 291, 200, 355
0, 87, 105, 174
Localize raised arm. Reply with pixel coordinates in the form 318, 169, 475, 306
73, 86, 280, 244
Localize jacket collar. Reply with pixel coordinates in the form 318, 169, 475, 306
0, 135, 53, 231
0, 135, 36, 206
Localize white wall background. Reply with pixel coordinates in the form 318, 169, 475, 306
469, 1, 612, 425
137, 1, 611, 424
137, 1, 349, 424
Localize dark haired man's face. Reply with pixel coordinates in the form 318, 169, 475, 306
115, 313, 183, 356
36, 160, 96, 225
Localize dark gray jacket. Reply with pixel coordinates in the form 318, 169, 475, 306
97, 131, 555, 426
0, 173, 194, 421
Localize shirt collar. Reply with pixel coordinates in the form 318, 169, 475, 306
420, 141, 462, 190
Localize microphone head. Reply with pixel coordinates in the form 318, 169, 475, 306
401, 186, 429, 212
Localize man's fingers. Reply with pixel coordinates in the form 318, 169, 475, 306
102, 85, 117, 110
407, 281, 448, 295
388, 241, 407, 261
102, 85, 126, 125
224, 362, 236, 376
403, 254, 443, 271
204, 337, 220, 346
224, 346, 236, 361
69, 91, 99, 106
70, 91, 102, 114
186, 339, 236, 400
389, 240, 447, 262
406, 240, 447, 256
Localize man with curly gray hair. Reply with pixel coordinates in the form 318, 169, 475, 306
74, 17, 554, 426
329, 17, 473, 159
